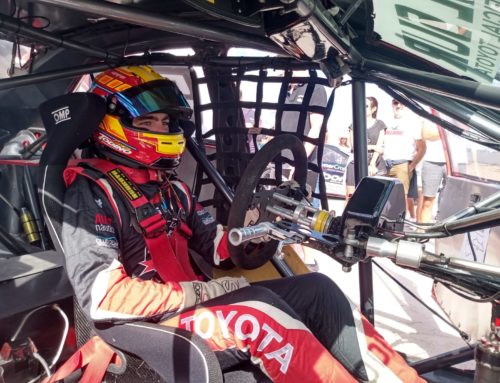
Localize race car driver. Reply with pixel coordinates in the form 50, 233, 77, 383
61, 65, 424, 383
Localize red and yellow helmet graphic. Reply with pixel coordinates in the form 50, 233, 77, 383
92, 66, 163, 96
91, 66, 192, 170
94, 114, 186, 169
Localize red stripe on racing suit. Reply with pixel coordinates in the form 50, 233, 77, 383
92, 259, 185, 320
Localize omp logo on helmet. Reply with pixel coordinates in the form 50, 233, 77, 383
107, 168, 142, 201
97, 133, 133, 154
51, 106, 71, 125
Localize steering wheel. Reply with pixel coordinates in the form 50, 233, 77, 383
227, 134, 308, 269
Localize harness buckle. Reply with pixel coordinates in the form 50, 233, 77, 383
136, 203, 166, 238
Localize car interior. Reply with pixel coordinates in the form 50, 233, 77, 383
0, 1, 499, 382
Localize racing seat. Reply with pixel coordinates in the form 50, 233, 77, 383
37, 93, 224, 382
38, 93, 272, 383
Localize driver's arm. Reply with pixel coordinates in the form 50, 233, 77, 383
62, 177, 187, 321
63, 177, 242, 322
187, 202, 233, 269
178, 180, 233, 269
155, 179, 233, 270
409, 120, 426, 172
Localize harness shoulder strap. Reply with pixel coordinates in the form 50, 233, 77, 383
65, 164, 123, 228
65, 159, 197, 282
43, 336, 117, 383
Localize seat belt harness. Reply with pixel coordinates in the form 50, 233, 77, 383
65, 158, 197, 283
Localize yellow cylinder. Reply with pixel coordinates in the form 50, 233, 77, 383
20, 208, 40, 244
312, 210, 329, 232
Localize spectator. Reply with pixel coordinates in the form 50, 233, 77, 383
240, 89, 264, 154
384, 99, 426, 215
337, 131, 350, 153
415, 162, 424, 221
418, 122, 447, 223
242, 107, 261, 153
407, 168, 419, 220
345, 96, 386, 200
280, 72, 328, 207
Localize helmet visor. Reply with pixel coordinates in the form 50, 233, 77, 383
115, 79, 192, 119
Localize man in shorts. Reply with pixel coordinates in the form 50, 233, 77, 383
407, 170, 419, 220
384, 100, 426, 216
419, 122, 447, 223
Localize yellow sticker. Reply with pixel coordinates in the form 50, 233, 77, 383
108, 169, 141, 201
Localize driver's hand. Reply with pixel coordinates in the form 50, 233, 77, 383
279, 180, 312, 201
304, 183, 313, 201
181, 277, 250, 307
279, 179, 301, 189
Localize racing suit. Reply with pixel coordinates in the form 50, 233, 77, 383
61, 158, 424, 383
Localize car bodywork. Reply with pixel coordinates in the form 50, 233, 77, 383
0, 1, 499, 382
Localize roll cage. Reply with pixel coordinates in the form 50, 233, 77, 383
0, 1, 499, 382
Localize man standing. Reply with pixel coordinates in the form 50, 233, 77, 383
280, 71, 328, 207
418, 122, 447, 223
384, 100, 426, 215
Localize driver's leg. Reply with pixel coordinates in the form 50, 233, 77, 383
159, 285, 356, 383
256, 273, 425, 383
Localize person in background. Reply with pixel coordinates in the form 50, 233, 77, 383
418, 122, 447, 223
415, 161, 424, 221
241, 90, 274, 153
345, 96, 386, 200
241, 89, 264, 153
337, 131, 351, 153
280, 71, 328, 209
61, 65, 424, 383
243, 108, 258, 152
384, 99, 426, 215
406, 168, 419, 221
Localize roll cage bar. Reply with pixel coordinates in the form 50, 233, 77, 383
2, 52, 497, 321
1, 59, 499, 311
0, 3, 498, 374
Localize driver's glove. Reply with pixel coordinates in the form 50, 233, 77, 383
303, 183, 313, 201
180, 276, 250, 308
278, 180, 312, 201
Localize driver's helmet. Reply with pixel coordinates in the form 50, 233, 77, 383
90, 65, 192, 170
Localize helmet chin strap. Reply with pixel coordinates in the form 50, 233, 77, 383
96, 148, 142, 169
